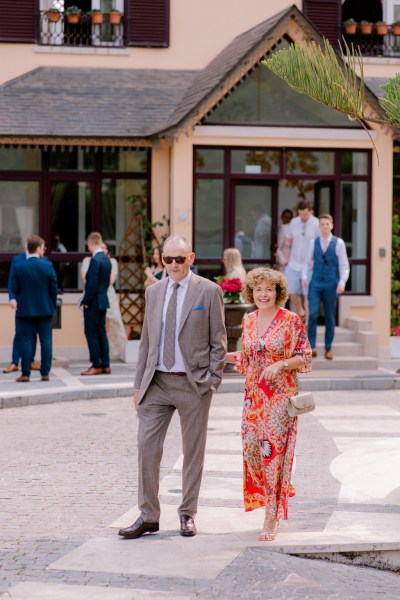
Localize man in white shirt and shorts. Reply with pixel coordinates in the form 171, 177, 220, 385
282, 200, 320, 322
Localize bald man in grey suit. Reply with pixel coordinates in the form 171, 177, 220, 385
119, 235, 227, 539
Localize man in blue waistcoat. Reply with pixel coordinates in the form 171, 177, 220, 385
12, 235, 58, 382
302, 214, 350, 360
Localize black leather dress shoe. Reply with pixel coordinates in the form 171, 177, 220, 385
180, 514, 197, 537
118, 517, 159, 539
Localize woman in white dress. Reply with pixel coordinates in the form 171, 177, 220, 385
81, 243, 127, 360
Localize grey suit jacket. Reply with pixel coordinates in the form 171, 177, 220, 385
134, 273, 227, 402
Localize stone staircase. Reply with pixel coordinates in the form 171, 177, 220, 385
312, 317, 379, 370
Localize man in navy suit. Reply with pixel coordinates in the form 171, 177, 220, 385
12, 235, 58, 383
80, 232, 112, 376
3, 245, 40, 374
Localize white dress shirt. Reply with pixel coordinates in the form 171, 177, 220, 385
302, 235, 350, 288
286, 215, 320, 272
156, 271, 192, 372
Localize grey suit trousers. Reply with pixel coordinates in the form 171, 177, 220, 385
137, 371, 213, 522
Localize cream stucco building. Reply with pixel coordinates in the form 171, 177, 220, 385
0, 1, 398, 361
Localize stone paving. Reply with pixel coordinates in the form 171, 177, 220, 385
1, 390, 400, 599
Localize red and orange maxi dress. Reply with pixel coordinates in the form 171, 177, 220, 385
234, 307, 311, 520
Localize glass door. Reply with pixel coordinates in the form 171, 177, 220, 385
49, 179, 93, 290
233, 182, 277, 262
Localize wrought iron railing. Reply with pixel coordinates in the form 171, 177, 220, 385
39, 10, 125, 47
342, 25, 400, 58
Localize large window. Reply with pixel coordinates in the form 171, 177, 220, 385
0, 146, 150, 291
193, 146, 371, 293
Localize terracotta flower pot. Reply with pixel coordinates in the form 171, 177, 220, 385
344, 23, 357, 34
48, 10, 60, 23
376, 23, 388, 35
108, 11, 122, 25
67, 14, 80, 24
360, 22, 372, 34
223, 303, 253, 372
91, 12, 104, 25
392, 24, 400, 36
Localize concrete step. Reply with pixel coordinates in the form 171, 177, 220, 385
311, 355, 379, 370
314, 342, 363, 357
316, 326, 356, 343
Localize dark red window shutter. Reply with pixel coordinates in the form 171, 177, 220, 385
303, 0, 341, 49
127, 0, 169, 47
0, 0, 37, 43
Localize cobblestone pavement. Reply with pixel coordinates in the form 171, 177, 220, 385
1, 391, 400, 599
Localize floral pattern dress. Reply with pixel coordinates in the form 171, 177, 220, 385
234, 307, 311, 520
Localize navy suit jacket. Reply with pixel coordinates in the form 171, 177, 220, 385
13, 257, 58, 318
8, 253, 27, 301
81, 251, 111, 311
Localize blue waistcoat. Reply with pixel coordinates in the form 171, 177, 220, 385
312, 236, 338, 286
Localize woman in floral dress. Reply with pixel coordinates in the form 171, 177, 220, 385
225, 267, 311, 541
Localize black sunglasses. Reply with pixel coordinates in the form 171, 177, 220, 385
163, 255, 188, 264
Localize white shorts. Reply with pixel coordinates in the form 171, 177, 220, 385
285, 265, 308, 296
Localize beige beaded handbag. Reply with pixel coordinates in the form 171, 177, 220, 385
287, 392, 315, 417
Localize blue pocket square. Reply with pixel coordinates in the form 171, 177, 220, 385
193, 305, 204, 311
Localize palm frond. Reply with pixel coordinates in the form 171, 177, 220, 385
379, 74, 400, 124
262, 38, 366, 121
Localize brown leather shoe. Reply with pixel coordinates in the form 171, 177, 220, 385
30, 361, 40, 371
180, 514, 197, 537
324, 350, 333, 360
102, 368, 111, 374
3, 363, 18, 373
41, 376, 50, 381
81, 367, 103, 376
118, 517, 159, 539
16, 375, 30, 382
311, 350, 317, 358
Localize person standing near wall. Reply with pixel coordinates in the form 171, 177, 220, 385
302, 214, 350, 360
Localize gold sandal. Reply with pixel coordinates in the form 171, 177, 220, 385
258, 518, 279, 542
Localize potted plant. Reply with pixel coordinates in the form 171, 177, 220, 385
215, 276, 252, 372
360, 20, 372, 34
90, 9, 104, 25
47, 7, 61, 23
344, 18, 357, 34
124, 325, 141, 363
375, 21, 388, 35
65, 5, 81, 24
108, 9, 122, 25
392, 21, 400, 35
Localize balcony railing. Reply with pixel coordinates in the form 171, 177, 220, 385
39, 10, 125, 48
342, 24, 400, 57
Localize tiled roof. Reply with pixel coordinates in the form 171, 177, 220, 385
0, 67, 198, 138
0, 5, 383, 141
